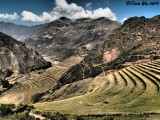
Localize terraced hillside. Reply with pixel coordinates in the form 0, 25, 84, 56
53, 15, 160, 86
0, 56, 84, 104
35, 60, 160, 115
0, 16, 159, 119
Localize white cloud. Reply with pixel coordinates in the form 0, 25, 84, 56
121, 17, 128, 23
85, 2, 92, 10
0, 12, 19, 20
0, 0, 117, 22
90, 8, 116, 20
21, 11, 55, 22
21, 0, 117, 22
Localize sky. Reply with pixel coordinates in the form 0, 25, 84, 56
0, 0, 159, 26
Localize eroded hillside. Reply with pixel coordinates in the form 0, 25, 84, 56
25, 17, 121, 62
0, 32, 51, 74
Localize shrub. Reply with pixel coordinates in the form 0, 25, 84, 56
103, 116, 114, 120
13, 111, 34, 120
0, 80, 10, 88
75, 116, 84, 120
49, 112, 68, 120
0, 104, 15, 116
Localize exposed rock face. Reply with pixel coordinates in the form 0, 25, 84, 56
25, 17, 121, 62
103, 48, 119, 63
0, 32, 51, 74
0, 22, 46, 41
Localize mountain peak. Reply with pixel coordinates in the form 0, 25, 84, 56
76, 18, 92, 22
120, 15, 159, 31
59, 17, 70, 20
123, 16, 146, 24
151, 15, 160, 20
58, 17, 72, 22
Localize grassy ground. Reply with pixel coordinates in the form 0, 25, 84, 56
1, 114, 160, 120
68, 114, 160, 120
34, 60, 160, 116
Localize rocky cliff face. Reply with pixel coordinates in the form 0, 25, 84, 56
0, 22, 46, 41
25, 17, 121, 62
0, 32, 51, 74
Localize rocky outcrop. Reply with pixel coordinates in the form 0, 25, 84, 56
0, 32, 51, 74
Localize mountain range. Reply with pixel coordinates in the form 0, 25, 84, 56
25, 17, 120, 62
0, 21, 47, 41
0, 15, 159, 119
0, 17, 121, 63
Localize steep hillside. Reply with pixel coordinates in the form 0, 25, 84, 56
0, 32, 51, 74
25, 17, 120, 62
103, 15, 160, 59
0, 22, 46, 41
60, 15, 160, 83
0, 15, 159, 118
35, 60, 160, 115
0, 56, 84, 104
33, 15, 160, 106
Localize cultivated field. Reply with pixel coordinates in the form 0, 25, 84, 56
35, 60, 160, 115
0, 56, 84, 104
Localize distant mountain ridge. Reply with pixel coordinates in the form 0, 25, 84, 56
0, 21, 47, 41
